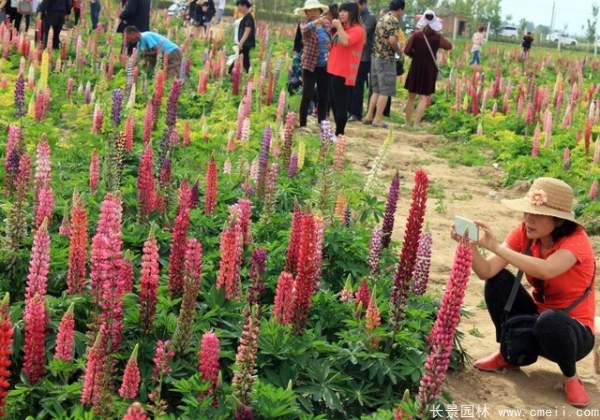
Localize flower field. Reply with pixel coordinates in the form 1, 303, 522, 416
0, 10, 477, 420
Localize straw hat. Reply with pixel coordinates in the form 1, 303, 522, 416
294, 0, 329, 16
501, 177, 579, 223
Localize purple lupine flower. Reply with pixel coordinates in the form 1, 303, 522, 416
368, 227, 383, 274
112, 88, 123, 126
411, 232, 432, 295
248, 248, 267, 305
381, 171, 400, 249
166, 79, 183, 127
257, 126, 272, 199
288, 153, 298, 177
15, 73, 25, 118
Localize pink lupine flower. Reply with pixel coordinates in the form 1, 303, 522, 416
137, 144, 157, 220
81, 329, 107, 408
216, 210, 243, 299
23, 293, 46, 384
123, 402, 148, 420
35, 186, 53, 228
152, 340, 175, 382
89, 150, 100, 192
167, 192, 191, 296
411, 232, 433, 295
25, 219, 50, 304
54, 303, 75, 361
204, 156, 218, 215
589, 180, 598, 200
368, 227, 383, 274
119, 344, 141, 400
418, 239, 472, 415
198, 332, 220, 395
139, 233, 160, 332
143, 103, 153, 144
273, 272, 295, 324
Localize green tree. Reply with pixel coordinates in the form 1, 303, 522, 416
586, 3, 599, 44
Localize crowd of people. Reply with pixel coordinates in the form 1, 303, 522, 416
293, 0, 453, 137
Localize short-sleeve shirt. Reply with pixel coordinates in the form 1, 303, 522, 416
238, 12, 256, 49
505, 224, 596, 333
327, 24, 365, 86
137, 32, 179, 54
373, 12, 401, 60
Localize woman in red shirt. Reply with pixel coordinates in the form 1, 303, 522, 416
326, 2, 364, 136
451, 177, 596, 408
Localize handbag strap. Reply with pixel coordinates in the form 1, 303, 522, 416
503, 241, 532, 313
504, 241, 595, 315
422, 32, 440, 73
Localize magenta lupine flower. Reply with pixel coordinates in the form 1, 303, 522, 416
25, 219, 50, 304
248, 248, 267, 305
23, 293, 46, 384
411, 232, 433, 295
390, 169, 429, 329
14, 73, 25, 118
152, 340, 175, 382
198, 332, 220, 395
54, 303, 75, 361
119, 344, 141, 400
367, 227, 383, 274
112, 88, 123, 126
168, 189, 191, 296
257, 126, 272, 199
381, 171, 400, 249
166, 79, 183, 127
418, 239, 472, 415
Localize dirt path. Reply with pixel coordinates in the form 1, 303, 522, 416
342, 122, 600, 419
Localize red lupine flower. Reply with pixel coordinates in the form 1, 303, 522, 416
216, 211, 243, 299
365, 294, 381, 349
355, 279, 370, 312
285, 205, 302, 274
89, 150, 100, 192
139, 233, 160, 332
237, 198, 253, 247
143, 103, 153, 144
167, 200, 191, 296
137, 144, 157, 220
418, 239, 472, 414
23, 293, 46, 384
81, 329, 107, 408
291, 212, 318, 334
173, 238, 204, 352
120, 258, 134, 294
67, 192, 88, 294
232, 306, 260, 408
54, 303, 75, 361
198, 332, 220, 394
123, 402, 148, 420
152, 340, 175, 382
204, 156, 218, 215
152, 71, 165, 127
273, 272, 294, 325
0, 293, 13, 417
390, 169, 429, 329
25, 219, 50, 304
119, 344, 141, 400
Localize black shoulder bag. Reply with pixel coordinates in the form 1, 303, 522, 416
500, 242, 594, 366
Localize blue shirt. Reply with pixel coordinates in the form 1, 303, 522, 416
307, 21, 329, 67
137, 32, 179, 54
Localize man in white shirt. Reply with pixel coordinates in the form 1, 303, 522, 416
215, 0, 225, 23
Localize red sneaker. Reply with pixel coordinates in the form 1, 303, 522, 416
564, 377, 589, 407
474, 351, 519, 372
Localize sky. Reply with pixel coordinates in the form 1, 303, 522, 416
501, 0, 595, 35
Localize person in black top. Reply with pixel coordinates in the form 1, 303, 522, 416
192, 0, 215, 29
236, 0, 255, 73
522, 31, 534, 60
39, 0, 72, 50
117, 0, 150, 33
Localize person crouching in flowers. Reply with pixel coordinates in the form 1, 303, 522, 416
124, 26, 183, 79
451, 177, 596, 408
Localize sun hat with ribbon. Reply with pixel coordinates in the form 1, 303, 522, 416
501, 177, 579, 224
294, 0, 329, 16
416, 9, 443, 32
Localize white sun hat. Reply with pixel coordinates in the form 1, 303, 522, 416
416, 9, 443, 32
294, 0, 329, 16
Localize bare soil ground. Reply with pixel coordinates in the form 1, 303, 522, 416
341, 121, 600, 420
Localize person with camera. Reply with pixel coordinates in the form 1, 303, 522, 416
451, 177, 596, 408
403, 9, 452, 128
363, 0, 404, 129
295, 0, 331, 130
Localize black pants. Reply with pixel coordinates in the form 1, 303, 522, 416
329, 74, 350, 136
485, 270, 594, 377
73, 7, 80, 25
42, 12, 65, 50
348, 60, 370, 120
299, 66, 328, 127
90, 2, 101, 30
13, 12, 30, 32
240, 46, 251, 73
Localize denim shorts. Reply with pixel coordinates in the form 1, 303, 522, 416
370, 56, 397, 97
